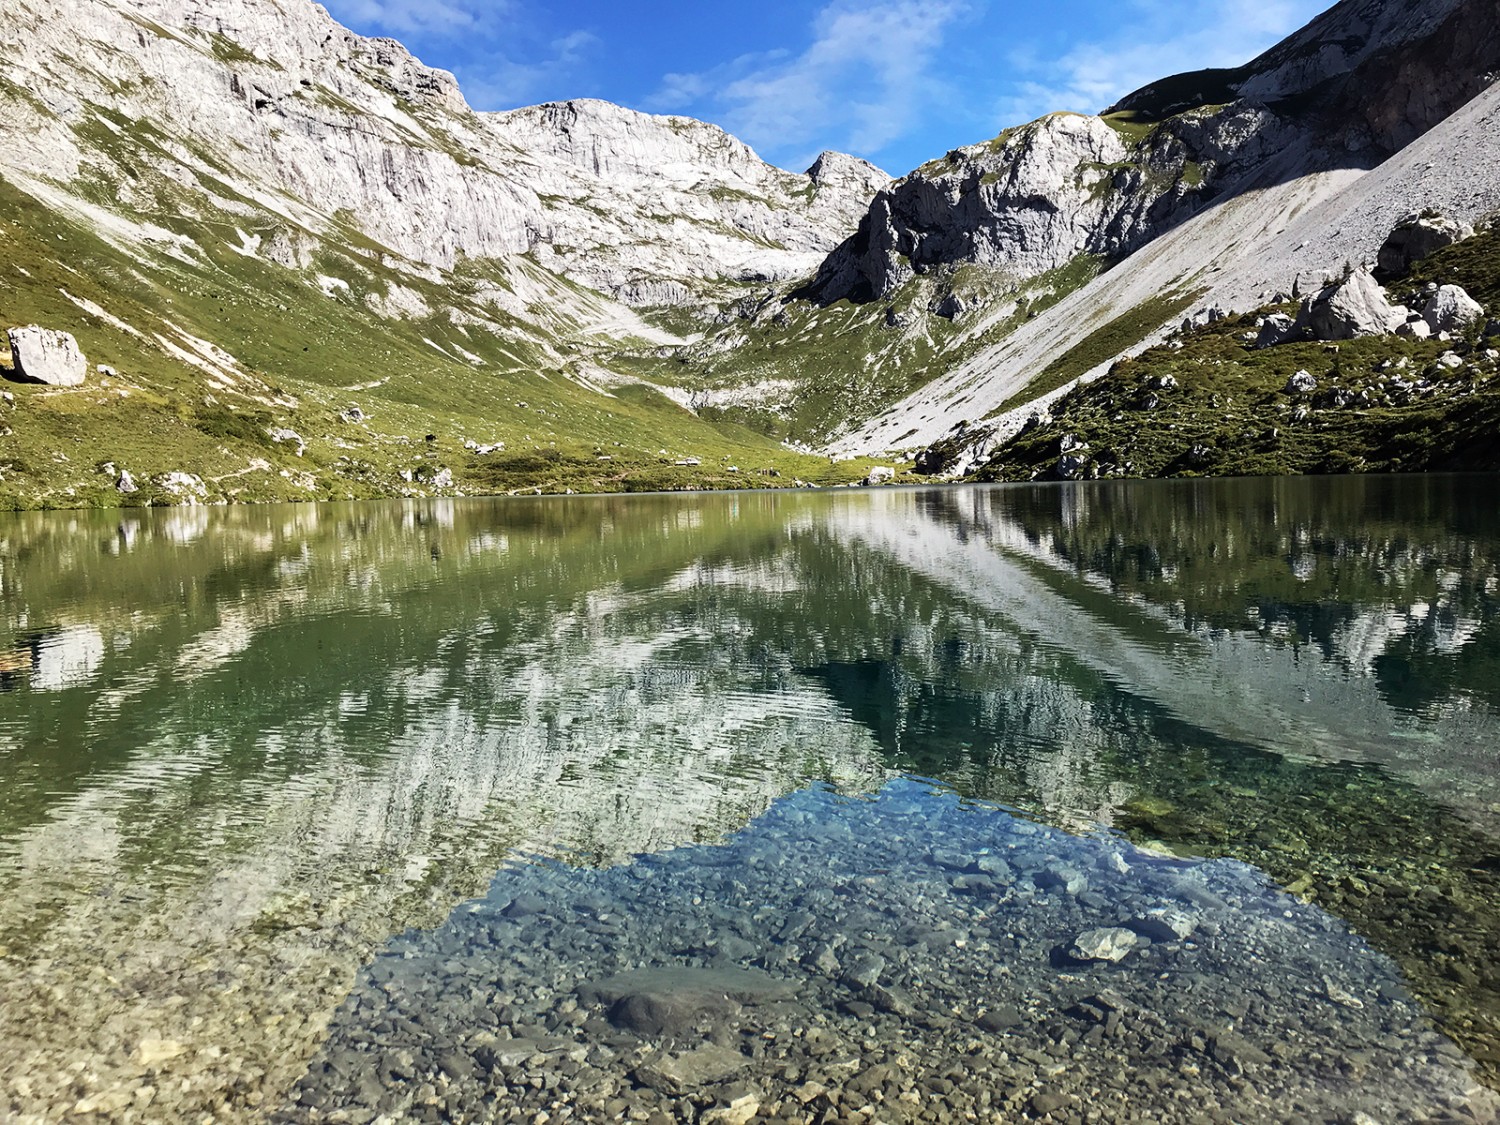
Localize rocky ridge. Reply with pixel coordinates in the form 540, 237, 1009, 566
0, 0, 884, 308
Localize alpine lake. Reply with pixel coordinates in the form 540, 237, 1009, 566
3, 475, 1500, 1125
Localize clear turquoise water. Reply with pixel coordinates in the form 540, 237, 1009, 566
1, 477, 1498, 1121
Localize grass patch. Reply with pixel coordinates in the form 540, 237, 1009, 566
975, 308, 1500, 482
1403, 221, 1500, 308
989, 289, 1202, 416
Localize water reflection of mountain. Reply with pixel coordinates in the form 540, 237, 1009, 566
0, 498, 890, 1123
1, 480, 1499, 1119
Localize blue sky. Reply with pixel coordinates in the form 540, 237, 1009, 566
321, 0, 1331, 174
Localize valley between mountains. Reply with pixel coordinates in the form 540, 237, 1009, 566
0, 0, 1497, 508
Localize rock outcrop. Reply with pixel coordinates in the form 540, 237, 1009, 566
807, 105, 1285, 304
0, 0, 885, 309
6, 327, 87, 386
806, 0, 1500, 315
1378, 211, 1474, 277
1423, 285, 1486, 334
1294, 270, 1409, 341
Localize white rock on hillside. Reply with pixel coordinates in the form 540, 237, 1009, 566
1294, 270, 1408, 340
1423, 285, 1485, 334
6, 326, 88, 386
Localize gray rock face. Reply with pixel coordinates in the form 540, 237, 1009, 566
6, 327, 87, 387
1378, 211, 1473, 276
810, 0, 1486, 314
1256, 313, 1298, 349
1294, 270, 1407, 340
1285, 370, 1319, 394
809, 105, 1286, 303
0, 0, 887, 311
1423, 284, 1485, 334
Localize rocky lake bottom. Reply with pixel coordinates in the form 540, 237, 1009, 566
5, 479, 1500, 1123
291, 782, 1494, 1125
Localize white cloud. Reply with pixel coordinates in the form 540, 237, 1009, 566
460, 30, 602, 108
993, 0, 1327, 126
649, 0, 972, 171
322, 0, 503, 38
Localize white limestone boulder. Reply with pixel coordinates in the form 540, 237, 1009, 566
1423, 284, 1485, 334
7, 326, 87, 386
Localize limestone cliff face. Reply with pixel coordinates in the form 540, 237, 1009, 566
807, 0, 1498, 308
806, 105, 1285, 303
0, 0, 886, 307
486, 99, 887, 304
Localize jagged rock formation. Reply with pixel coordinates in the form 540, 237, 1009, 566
809, 0, 1497, 312
824, 0, 1500, 457
807, 105, 1284, 304
1292, 269, 1410, 341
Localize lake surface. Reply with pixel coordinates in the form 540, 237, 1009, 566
1, 477, 1499, 1123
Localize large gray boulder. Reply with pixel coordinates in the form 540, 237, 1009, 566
1377, 212, 1473, 277
1255, 313, 1298, 348
6, 326, 87, 386
1422, 284, 1485, 334
1293, 270, 1406, 341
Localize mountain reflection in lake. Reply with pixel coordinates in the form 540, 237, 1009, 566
0, 477, 1498, 1122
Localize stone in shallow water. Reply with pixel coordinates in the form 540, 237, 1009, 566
843, 953, 887, 989
1070, 928, 1140, 963
974, 854, 1014, 881
581, 966, 794, 1038
136, 1039, 189, 1067
1130, 907, 1198, 942
701, 1091, 761, 1125
977, 1004, 1024, 1031
632, 1043, 749, 1094
501, 893, 548, 919
1038, 865, 1089, 896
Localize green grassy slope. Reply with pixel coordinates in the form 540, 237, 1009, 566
975, 307, 1500, 483
626, 256, 1105, 447
0, 172, 890, 509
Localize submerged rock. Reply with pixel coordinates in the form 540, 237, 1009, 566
1069, 927, 1140, 963
581, 966, 793, 1038
632, 1043, 749, 1093
1129, 907, 1198, 942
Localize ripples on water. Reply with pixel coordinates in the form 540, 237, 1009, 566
0, 478, 1497, 1122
